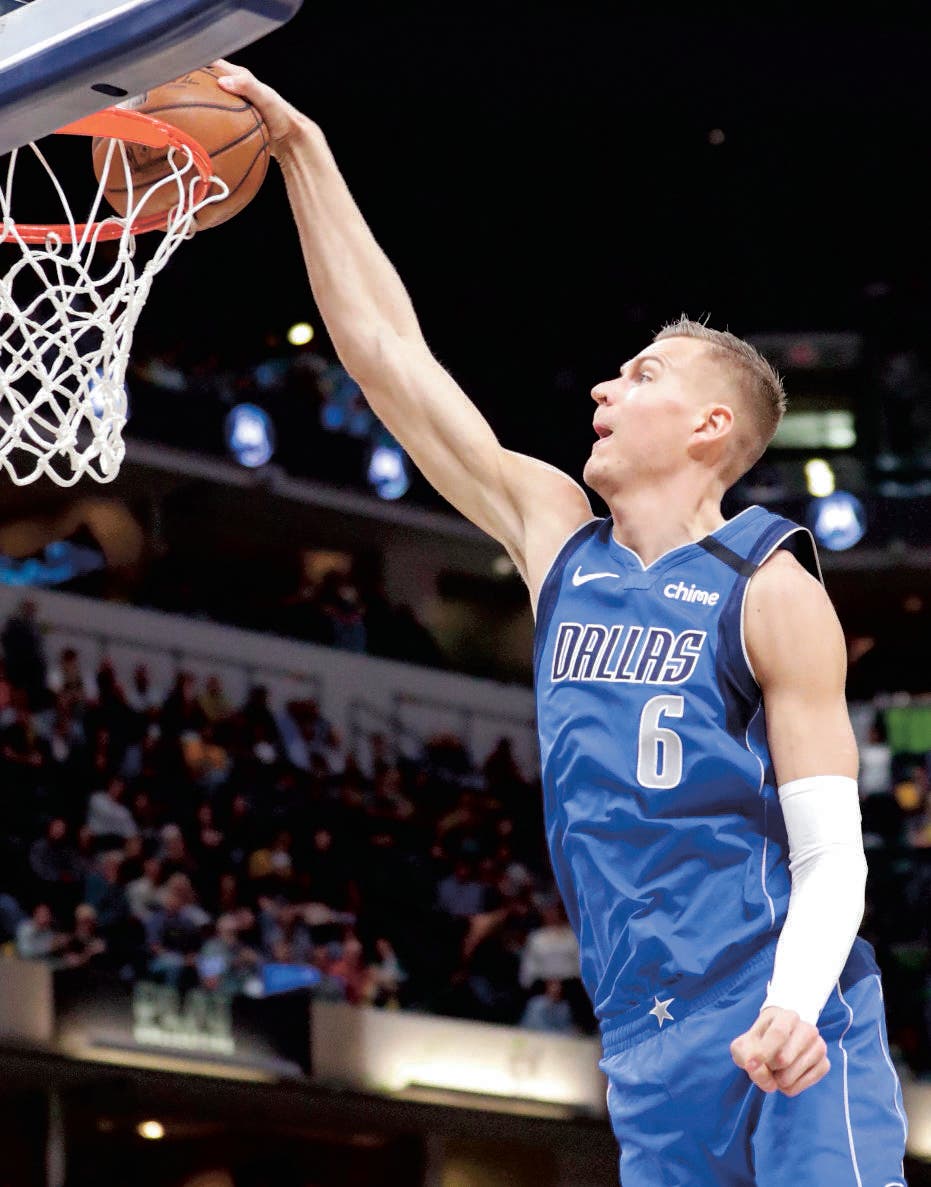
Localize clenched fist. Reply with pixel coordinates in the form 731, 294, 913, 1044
731, 1006, 830, 1097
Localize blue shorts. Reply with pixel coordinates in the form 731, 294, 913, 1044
599, 938, 908, 1186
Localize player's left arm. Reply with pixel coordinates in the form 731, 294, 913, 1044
729, 549, 866, 1098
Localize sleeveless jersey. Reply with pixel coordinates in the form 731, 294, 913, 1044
533, 505, 824, 1029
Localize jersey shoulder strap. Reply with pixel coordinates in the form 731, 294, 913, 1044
697, 506, 822, 585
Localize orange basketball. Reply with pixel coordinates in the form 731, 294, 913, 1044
91, 65, 270, 231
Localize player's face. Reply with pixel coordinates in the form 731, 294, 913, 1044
583, 336, 725, 495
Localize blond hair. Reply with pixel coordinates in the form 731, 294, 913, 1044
653, 316, 785, 476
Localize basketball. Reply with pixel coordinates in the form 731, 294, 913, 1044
91, 65, 270, 231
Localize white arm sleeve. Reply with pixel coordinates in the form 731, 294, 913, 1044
760, 775, 868, 1025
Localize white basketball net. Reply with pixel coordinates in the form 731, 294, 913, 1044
0, 132, 227, 486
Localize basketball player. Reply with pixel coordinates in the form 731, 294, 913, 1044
217, 62, 909, 1184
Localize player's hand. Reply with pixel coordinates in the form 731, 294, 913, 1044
213, 60, 310, 156
730, 1006, 830, 1097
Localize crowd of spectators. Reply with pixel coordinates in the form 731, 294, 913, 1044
0, 600, 591, 1037
8, 597, 931, 1069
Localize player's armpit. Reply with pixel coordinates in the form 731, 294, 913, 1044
743, 549, 858, 784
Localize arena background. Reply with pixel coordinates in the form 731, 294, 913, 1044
2, 3, 931, 1184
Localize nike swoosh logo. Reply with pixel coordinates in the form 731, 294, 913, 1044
571, 566, 621, 586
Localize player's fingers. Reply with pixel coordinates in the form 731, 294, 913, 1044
751, 1014, 800, 1069
730, 1011, 773, 1067
768, 1026, 823, 1072
778, 1054, 831, 1098
746, 1061, 780, 1092
214, 69, 302, 149
773, 1035, 829, 1088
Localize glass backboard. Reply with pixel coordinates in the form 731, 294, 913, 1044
0, 0, 304, 157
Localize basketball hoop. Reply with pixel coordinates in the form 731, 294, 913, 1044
0, 107, 227, 486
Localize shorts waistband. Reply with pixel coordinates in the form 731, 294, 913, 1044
599, 937, 779, 1058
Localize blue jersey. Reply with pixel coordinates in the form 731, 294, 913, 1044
533, 505, 826, 1029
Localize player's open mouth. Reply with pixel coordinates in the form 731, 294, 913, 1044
593, 423, 612, 444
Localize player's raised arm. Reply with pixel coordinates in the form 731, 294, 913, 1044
730, 549, 865, 1097
216, 63, 591, 587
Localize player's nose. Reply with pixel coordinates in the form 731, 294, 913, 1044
591, 382, 610, 404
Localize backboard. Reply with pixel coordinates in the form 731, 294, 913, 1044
0, 0, 304, 158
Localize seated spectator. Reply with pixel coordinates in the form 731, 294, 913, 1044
182, 727, 230, 789
16, 902, 69, 963
241, 685, 281, 748
198, 675, 234, 725
125, 664, 163, 725
191, 802, 227, 884
158, 823, 199, 882
369, 766, 414, 823
145, 884, 204, 988
121, 832, 145, 882
129, 791, 162, 848
62, 903, 108, 970
325, 928, 371, 1004
86, 776, 138, 845
436, 790, 485, 856
263, 902, 314, 965
425, 732, 474, 784
519, 900, 580, 989
214, 871, 243, 917
494, 839, 534, 899
47, 647, 95, 716
158, 872, 212, 930
316, 572, 367, 653
126, 856, 163, 924
1, 704, 49, 791
224, 795, 257, 870
197, 913, 259, 996
45, 701, 87, 799
278, 698, 340, 772
29, 817, 85, 918
248, 831, 295, 892
160, 672, 205, 738
859, 721, 893, 799
520, 978, 576, 1035
366, 936, 407, 1008
84, 851, 131, 934
436, 859, 486, 918
46, 696, 85, 755
902, 765, 931, 848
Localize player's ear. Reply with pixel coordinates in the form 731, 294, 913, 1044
687, 403, 734, 468
693, 403, 734, 443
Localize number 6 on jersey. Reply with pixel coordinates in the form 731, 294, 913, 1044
637, 695, 685, 789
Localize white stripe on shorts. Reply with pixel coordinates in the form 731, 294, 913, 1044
835, 981, 864, 1187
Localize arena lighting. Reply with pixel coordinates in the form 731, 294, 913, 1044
136, 1120, 165, 1141
224, 403, 275, 468
287, 321, 314, 346
804, 457, 835, 498
807, 491, 867, 552
367, 442, 410, 500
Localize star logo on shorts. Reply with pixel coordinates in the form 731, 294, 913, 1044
648, 996, 675, 1027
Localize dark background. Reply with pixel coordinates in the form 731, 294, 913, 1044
142, 1, 931, 482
